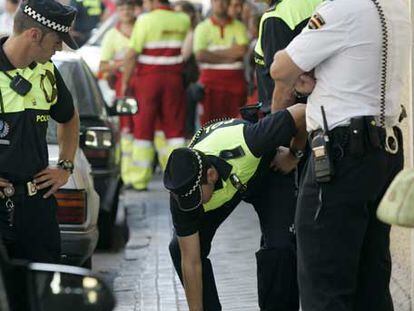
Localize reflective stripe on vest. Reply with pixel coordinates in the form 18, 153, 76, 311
138, 54, 184, 65
254, 0, 321, 61
0, 62, 58, 113
131, 9, 190, 68
192, 120, 261, 212
199, 62, 244, 70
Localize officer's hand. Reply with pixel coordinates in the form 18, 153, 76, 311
34, 167, 71, 199
270, 147, 299, 174
294, 73, 316, 95
0, 178, 12, 199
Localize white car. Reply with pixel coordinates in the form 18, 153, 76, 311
47, 122, 100, 268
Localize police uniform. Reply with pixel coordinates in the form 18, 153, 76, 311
283, 0, 411, 310
254, 0, 321, 113
253, 4, 321, 307
164, 110, 299, 310
0, 0, 76, 263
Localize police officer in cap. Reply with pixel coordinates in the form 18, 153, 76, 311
164, 103, 306, 311
0, 0, 80, 263
270, 0, 411, 310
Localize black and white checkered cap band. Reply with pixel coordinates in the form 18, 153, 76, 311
181, 149, 203, 197
23, 5, 70, 33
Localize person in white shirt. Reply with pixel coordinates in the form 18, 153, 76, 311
0, 0, 18, 37
269, 0, 411, 310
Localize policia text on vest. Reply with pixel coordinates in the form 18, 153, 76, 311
164, 104, 306, 311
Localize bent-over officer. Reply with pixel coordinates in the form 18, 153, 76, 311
164, 103, 306, 311
270, 0, 411, 310
0, 0, 80, 263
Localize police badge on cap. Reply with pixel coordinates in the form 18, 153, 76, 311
20, 0, 78, 49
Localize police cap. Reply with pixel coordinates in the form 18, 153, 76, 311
20, 0, 78, 49
164, 148, 205, 212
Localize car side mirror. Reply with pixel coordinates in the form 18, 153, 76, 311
27, 263, 115, 311
107, 97, 138, 116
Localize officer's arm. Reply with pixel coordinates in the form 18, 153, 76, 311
270, 50, 304, 113
57, 109, 80, 164
286, 104, 307, 151
178, 233, 204, 311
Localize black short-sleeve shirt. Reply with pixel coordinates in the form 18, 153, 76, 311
256, 15, 309, 112
0, 37, 75, 182
171, 110, 296, 236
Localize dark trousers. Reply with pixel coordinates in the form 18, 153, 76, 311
296, 131, 403, 311
169, 170, 298, 311
0, 193, 60, 263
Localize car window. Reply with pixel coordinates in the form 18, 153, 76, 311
81, 60, 108, 118
54, 59, 104, 117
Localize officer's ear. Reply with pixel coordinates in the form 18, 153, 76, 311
206, 167, 219, 185
26, 27, 43, 44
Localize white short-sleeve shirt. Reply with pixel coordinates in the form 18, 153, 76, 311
285, 0, 411, 131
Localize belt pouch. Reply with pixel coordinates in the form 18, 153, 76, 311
364, 116, 381, 149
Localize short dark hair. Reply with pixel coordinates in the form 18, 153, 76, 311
7, 0, 19, 5
13, 5, 54, 35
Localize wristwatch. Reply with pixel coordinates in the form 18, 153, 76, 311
57, 160, 74, 174
289, 148, 304, 160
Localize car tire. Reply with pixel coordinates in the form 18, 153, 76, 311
97, 181, 122, 250
97, 210, 113, 250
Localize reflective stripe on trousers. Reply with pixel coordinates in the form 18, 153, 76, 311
130, 140, 155, 190
120, 133, 134, 184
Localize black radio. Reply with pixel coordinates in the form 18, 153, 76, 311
9, 74, 32, 96
311, 106, 334, 183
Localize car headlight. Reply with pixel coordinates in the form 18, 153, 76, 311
84, 127, 113, 149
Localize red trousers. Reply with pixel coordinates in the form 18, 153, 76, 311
200, 87, 247, 126
133, 73, 186, 140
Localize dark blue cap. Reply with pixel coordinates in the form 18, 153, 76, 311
20, 0, 78, 49
164, 148, 204, 212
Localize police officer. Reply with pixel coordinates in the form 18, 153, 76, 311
0, 0, 80, 263
164, 103, 306, 311
270, 0, 411, 310
254, 0, 320, 113
252, 2, 320, 309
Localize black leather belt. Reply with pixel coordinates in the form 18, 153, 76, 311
3, 181, 38, 197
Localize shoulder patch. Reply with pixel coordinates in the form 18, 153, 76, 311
308, 12, 326, 30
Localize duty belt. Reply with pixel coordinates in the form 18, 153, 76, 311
310, 124, 400, 159
3, 181, 38, 197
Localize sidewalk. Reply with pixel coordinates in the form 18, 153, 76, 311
112, 176, 411, 311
